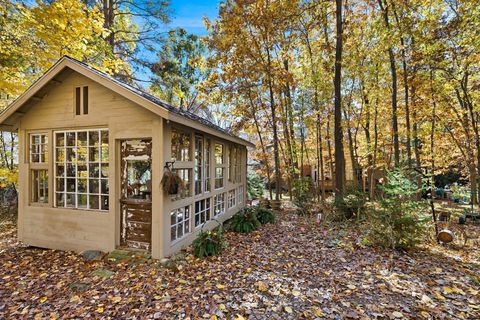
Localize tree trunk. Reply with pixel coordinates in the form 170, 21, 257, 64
266, 49, 281, 201
378, 0, 400, 166
334, 0, 345, 199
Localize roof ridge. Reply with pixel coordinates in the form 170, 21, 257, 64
61, 56, 238, 141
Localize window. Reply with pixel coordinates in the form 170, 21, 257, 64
228, 189, 236, 209
75, 86, 89, 115
171, 129, 191, 162
228, 145, 234, 182
195, 198, 211, 227
235, 147, 241, 183
204, 139, 211, 192
170, 205, 191, 241
194, 135, 203, 195
172, 168, 191, 200
214, 143, 224, 189
31, 170, 48, 203
214, 193, 225, 216
54, 129, 109, 211
30, 133, 48, 163
215, 143, 224, 165
237, 186, 244, 205
215, 167, 224, 189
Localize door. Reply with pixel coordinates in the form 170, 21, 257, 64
120, 139, 152, 251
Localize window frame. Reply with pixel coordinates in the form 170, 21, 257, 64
170, 205, 191, 242
213, 192, 225, 217
227, 189, 236, 209
53, 128, 109, 212
214, 143, 225, 190
194, 197, 211, 228
30, 133, 48, 164
74, 86, 89, 116
30, 169, 49, 205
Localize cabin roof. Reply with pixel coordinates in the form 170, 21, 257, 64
0, 56, 254, 147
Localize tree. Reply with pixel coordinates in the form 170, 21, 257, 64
150, 28, 210, 110
333, 0, 345, 198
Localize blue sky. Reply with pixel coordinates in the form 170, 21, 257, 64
167, 0, 222, 35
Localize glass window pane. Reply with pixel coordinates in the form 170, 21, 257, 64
89, 179, 99, 194
56, 178, 65, 192
101, 196, 109, 210
66, 164, 76, 177
101, 179, 109, 194
66, 179, 76, 192
77, 132, 87, 146
89, 147, 100, 162
56, 193, 65, 207
66, 132, 76, 146
56, 133, 65, 147
89, 195, 99, 210
66, 193, 75, 208
89, 163, 99, 178
171, 129, 190, 162
89, 131, 99, 147
78, 179, 87, 193
78, 194, 88, 208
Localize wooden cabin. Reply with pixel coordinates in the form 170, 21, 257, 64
0, 56, 253, 259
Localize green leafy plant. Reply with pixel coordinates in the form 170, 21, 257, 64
230, 207, 261, 233
255, 206, 276, 224
292, 177, 314, 215
334, 188, 368, 219
368, 169, 429, 250
247, 171, 265, 200
192, 227, 226, 258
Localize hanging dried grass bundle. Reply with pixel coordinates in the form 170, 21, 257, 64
161, 168, 185, 195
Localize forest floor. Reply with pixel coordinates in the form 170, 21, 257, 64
0, 210, 479, 319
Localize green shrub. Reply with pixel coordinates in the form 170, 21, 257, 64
192, 227, 226, 258
247, 172, 265, 200
292, 177, 314, 215
255, 206, 276, 224
230, 207, 261, 233
368, 169, 429, 250
334, 188, 368, 219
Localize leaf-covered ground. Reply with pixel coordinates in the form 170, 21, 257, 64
0, 211, 479, 319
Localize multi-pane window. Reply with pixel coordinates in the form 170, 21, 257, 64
237, 186, 244, 205
194, 135, 203, 195
31, 170, 48, 203
215, 143, 224, 164
214, 143, 224, 189
228, 189, 236, 209
194, 198, 211, 227
215, 167, 224, 189
214, 193, 225, 216
30, 134, 48, 163
54, 129, 109, 211
234, 147, 241, 183
170, 205, 191, 241
204, 139, 211, 192
171, 129, 191, 162
172, 168, 191, 200
228, 145, 234, 182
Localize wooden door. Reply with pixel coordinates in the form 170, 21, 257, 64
120, 139, 152, 251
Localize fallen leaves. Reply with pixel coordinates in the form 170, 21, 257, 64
0, 209, 479, 319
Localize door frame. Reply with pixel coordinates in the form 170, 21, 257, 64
118, 138, 153, 251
